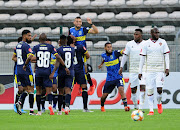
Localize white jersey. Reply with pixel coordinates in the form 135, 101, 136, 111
124, 40, 146, 73
140, 38, 170, 72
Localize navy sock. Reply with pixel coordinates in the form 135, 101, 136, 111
122, 98, 127, 107
53, 93, 58, 108
15, 92, 21, 103
19, 91, 27, 108
82, 88, 88, 109
29, 93, 34, 109
36, 95, 41, 111
48, 94, 53, 105
65, 94, 71, 107
63, 95, 65, 109
41, 95, 46, 109
58, 95, 63, 111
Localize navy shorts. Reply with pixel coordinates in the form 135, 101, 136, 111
52, 77, 57, 85
74, 70, 87, 85
58, 74, 74, 89
17, 74, 33, 87
103, 78, 124, 94
35, 76, 52, 88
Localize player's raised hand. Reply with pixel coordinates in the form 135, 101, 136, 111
138, 74, 142, 80
87, 18, 92, 24
65, 68, 70, 75
165, 69, 169, 77
98, 64, 103, 69
119, 67, 123, 75
23, 65, 26, 71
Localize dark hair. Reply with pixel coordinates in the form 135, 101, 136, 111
18, 37, 22, 43
104, 42, 112, 47
22, 30, 31, 36
60, 35, 67, 40
75, 16, 81, 19
135, 28, 143, 34
46, 38, 51, 42
67, 36, 73, 46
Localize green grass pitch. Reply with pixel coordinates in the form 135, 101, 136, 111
0, 109, 180, 130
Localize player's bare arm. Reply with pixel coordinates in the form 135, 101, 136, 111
164, 53, 170, 76
23, 54, 33, 70
138, 55, 145, 80
12, 53, 17, 62
31, 34, 37, 41
87, 18, 98, 34
98, 59, 104, 69
69, 34, 77, 43
49, 60, 60, 80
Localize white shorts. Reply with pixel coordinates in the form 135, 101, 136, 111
146, 72, 165, 89
129, 73, 146, 88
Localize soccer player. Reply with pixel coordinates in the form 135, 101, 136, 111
119, 29, 146, 110
98, 42, 130, 112
139, 28, 170, 115
50, 35, 75, 115
15, 30, 35, 115
23, 33, 69, 115
67, 36, 92, 112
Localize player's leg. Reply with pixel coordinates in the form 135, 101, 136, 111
52, 77, 58, 112
41, 88, 46, 113
101, 93, 108, 112
139, 72, 146, 111
131, 87, 138, 109
57, 88, 64, 115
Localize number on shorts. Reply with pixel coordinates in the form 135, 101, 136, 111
65, 52, 71, 68
37, 51, 50, 68
119, 79, 123, 85
16, 49, 24, 65
73, 52, 78, 65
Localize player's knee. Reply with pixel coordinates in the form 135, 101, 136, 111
81, 84, 87, 89
157, 88, 162, 94
118, 86, 124, 92
147, 89, 154, 96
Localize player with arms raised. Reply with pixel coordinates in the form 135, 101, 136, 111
139, 28, 170, 115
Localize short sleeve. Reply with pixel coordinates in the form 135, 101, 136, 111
123, 43, 130, 55
83, 27, 91, 35
51, 45, 58, 56
14, 48, 16, 55
25, 44, 32, 55
32, 46, 37, 55
140, 44, 147, 56
163, 41, 170, 54
114, 50, 123, 58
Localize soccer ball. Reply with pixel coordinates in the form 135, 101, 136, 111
131, 110, 144, 121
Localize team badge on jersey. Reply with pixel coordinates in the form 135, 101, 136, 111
28, 48, 32, 53
79, 31, 82, 35
159, 43, 162, 46
110, 55, 113, 59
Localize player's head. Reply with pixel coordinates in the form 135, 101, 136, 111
151, 28, 159, 40
22, 30, 32, 43
134, 29, 143, 43
39, 33, 47, 43
74, 17, 82, 29
104, 42, 112, 54
67, 36, 74, 46
46, 38, 52, 44
59, 35, 67, 46
18, 37, 22, 43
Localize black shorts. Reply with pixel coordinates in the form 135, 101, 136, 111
74, 70, 87, 85
35, 76, 52, 88
52, 77, 57, 85
17, 74, 33, 87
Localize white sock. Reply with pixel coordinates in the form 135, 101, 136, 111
139, 91, 145, 110
157, 93, 162, 104
131, 93, 137, 108
148, 95, 154, 112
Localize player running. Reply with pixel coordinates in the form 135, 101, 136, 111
15, 30, 35, 115
67, 35, 93, 112
139, 28, 170, 115
50, 35, 75, 115
23, 33, 69, 115
98, 42, 130, 112
119, 29, 146, 111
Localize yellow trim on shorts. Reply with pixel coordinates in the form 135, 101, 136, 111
84, 50, 88, 54
14, 52, 16, 55
29, 75, 33, 82
122, 78, 125, 85
85, 74, 87, 81
15, 75, 18, 84
84, 55, 87, 63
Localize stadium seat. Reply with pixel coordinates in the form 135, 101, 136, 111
56, 0, 73, 7
108, 0, 125, 7
17, 27, 34, 35
45, 13, 62, 21
169, 11, 180, 19
98, 12, 115, 20
0, 27, 16, 35
133, 12, 150, 19
4, 0, 21, 8
5, 42, 18, 49
96, 26, 104, 33
51, 27, 69, 35
39, 0, 56, 7
86, 41, 93, 48
150, 11, 168, 19
112, 41, 127, 48
34, 27, 52, 34
105, 26, 122, 34
10, 14, 27, 21
0, 1, 4, 7
81, 13, 97, 20
91, 0, 107, 7
94, 41, 107, 48
73, 0, 90, 7
0, 42, 5, 48
28, 13, 45, 21
63, 13, 80, 20
161, 0, 178, 5
122, 26, 139, 34
142, 26, 152, 34
52, 41, 58, 47
159, 26, 176, 34
115, 12, 133, 20
0, 14, 10, 21
144, 0, 160, 6
126, 0, 143, 6
21, 0, 38, 8
29, 41, 39, 48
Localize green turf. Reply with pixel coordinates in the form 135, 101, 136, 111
0, 109, 180, 130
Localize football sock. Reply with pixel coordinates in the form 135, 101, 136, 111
19, 91, 28, 108
41, 95, 46, 109
101, 97, 105, 107
139, 91, 145, 110
48, 94, 53, 105
15, 91, 21, 103
122, 98, 127, 107
58, 95, 63, 111
131, 93, 137, 108
157, 93, 162, 104
36, 95, 41, 111
29, 92, 34, 109
82, 88, 88, 109
148, 95, 154, 112
53, 93, 58, 108
63, 95, 65, 109
65, 94, 71, 107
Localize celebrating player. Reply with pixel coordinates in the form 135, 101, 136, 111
15, 30, 35, 115
23, 33, 69, 115
139, 28, 170, 115
119, 29, 146, 111
50, 35, 75, 115
98, 42, 130, 112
